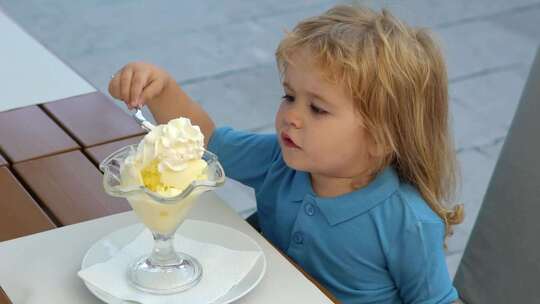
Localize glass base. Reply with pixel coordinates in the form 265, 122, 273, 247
128, 252, 203, 294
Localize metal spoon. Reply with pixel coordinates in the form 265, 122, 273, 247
132, 107, 155, 132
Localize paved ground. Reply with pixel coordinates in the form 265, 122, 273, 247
2, 0, 539, 278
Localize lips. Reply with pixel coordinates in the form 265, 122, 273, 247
280, 132, 300, 149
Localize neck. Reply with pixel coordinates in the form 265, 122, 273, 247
310, 171, 374, 198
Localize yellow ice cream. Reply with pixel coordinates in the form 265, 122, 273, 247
120, 117, 208, 234
140, 159, 207, 194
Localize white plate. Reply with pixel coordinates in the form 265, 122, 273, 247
80, 220, 267, 304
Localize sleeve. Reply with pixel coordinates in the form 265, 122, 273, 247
387, 221, 459, 304
207, 127, 281, 192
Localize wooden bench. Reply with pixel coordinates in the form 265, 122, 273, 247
0, 95, 141, 232
0, 106, 78, 163
41, 92, 144, 147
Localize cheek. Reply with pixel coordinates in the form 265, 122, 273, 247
315, 126, 368, 158
302, 128, 340, 161
275, 104, 285, 127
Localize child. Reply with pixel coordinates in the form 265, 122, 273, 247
109, 5, 463, 303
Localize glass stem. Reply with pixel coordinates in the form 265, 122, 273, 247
149, 232, 180, 266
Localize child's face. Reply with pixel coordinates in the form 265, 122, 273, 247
275, 49, 380, 179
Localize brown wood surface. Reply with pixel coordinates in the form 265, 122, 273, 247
85, 135, 144, 166
0, 167, 56, 241
0, 286, 12, 304
0, 106, 79, 163
0, 153, 6, 167
41, 92, 145, 148
13, 150, 130, 225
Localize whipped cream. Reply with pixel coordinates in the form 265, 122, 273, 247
133, 117, 204, 172
121, 117, 207, 196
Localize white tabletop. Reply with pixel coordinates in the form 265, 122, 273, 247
0, 191, 332, 304
0, 7, 94, 112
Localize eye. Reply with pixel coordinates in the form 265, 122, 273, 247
281, 94, 295, 102
310, 104, 327, 115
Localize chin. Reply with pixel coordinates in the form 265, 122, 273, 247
281, 148, 308, 171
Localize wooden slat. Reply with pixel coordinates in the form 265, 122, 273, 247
13, 150, 130, 225
0, 286, 13, 304
0, 167, 56, 241
0, 106, 79, 163
41, 92, 145, 147
85, 135, 144, 166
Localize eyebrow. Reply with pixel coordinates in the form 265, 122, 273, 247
282, 81, 332, 106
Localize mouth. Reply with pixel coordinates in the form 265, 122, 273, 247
280, 132, 301, 149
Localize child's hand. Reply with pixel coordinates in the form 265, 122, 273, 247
109, 62, 171, 110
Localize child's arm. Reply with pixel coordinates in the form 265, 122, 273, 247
109, 62, 215, 147
387, 221, 458, 303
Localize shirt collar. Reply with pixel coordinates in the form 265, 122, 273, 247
287, 167, 400, 226
287, 170, 312, 202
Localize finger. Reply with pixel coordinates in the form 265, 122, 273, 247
139, 78, 164, 107
119, 67, 134, 104
108, 72, 121, 100
130, 71, 148, 107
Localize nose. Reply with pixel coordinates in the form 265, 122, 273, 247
282, 103, 303, 129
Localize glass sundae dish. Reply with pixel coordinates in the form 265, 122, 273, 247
100, 116, 225, 294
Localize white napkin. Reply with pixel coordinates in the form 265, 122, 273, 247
78, 220, 262, 304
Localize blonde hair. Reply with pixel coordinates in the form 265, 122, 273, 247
276, 5, 464, 238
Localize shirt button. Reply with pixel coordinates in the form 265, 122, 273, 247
293, 232, 304, 244
304, 203, 316, 216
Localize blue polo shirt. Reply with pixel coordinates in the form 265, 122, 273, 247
208, 127, 458, 304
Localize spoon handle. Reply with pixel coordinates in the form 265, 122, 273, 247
132, 107, 155, 132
